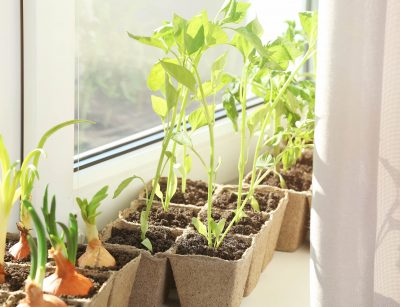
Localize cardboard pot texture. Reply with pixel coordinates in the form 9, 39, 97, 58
262, 192, 288, 269
168, 233, 254, 307
244, 172, 311, 252
0, 263, 115, 307
210, 185, 277, 297
100, 219, 173, 307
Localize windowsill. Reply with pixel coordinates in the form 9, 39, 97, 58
164, 244, 310, 306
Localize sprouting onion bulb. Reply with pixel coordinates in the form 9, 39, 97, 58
41, 187, 93, 297
76, 186, 116, 268
0, 135, 39, 283
17, 200, 66, 307
10, 119, 94, 261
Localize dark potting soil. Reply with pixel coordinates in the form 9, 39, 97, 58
152, 178, 208, 207
0, 265, 30, 292
199, 209, 268, 236
125, 204, 198, 228
176, 232, 251, 261
258, 150, 313, 191
213, 189, 282, 213
106, 227, 177, 254
76, 244, 137, 271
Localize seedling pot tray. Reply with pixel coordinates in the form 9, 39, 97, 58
168, 232, 254, 307
3, 234, 141, 307
244, 172, 311, 252
100, 219, 179, 307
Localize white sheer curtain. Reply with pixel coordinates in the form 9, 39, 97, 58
311, 0, 400, 306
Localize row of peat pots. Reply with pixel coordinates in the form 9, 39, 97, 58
1, 151, 312, 307
1, 233, 141, 306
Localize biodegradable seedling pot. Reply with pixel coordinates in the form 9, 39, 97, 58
120, 199, 200, 230
3, 235, 141, 307
0, 264, 113, 307
139, 177, 211, 207
196, 204, 271, 297
212, 185, 288, 291
244, 172, 311, 252
101, 219, 180, 307
168, 231, 254, 307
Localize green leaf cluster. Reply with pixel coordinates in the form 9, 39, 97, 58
42, 187, 79, 265
76, 186, 108, 225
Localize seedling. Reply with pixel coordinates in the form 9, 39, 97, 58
216, 12, 318, 247
41, 187, 93, 297
76, 186, 117, 268
113, 175, 153, 251
18, 200, 66, 306
0, 135, 42, 283
10, 119, 94, 261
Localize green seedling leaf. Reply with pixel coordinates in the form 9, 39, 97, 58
172, 131, 193, 147
186, 26, 205, 55
160, 60, 196, 92
173, 14, 187, 53
222, 90, 239, 131
113, 175, 146, 199
256, 153, 274, 169
154, 182, 164, 203
299, 11, 318, 45
141, 238, 153, 253
247, 105, 268, 135
250, 197, 260, 212
151, 95, 168, 119
128, 32, 167, 51
147, 62, 165, 91
211, 218, 226, 239
165, 75, 179, 110
192, 217, 208, 238
188, 105, 214, 132
140, 211, 149, 239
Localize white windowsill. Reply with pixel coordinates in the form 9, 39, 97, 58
164, 244, 310, 307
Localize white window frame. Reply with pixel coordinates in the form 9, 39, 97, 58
0, 0, 22, 232
21, 0, 308, 229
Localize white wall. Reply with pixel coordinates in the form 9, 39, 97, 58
0, 0, 22, 232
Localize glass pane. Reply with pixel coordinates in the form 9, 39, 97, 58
75, 0, 305, 154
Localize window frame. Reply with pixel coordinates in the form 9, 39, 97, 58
20, 0, 310, 228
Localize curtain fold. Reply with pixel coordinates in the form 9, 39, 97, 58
311, 0, 400, 306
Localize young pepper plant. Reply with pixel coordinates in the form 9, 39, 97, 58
76, 185, 117, 268
216, 11, 318, 248
10, 119, 94, 261
128, 5, 239, 248
19, 200, 66, 307
41, 187, 93, 297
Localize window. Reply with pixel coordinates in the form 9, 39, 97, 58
75, 0, 307, 159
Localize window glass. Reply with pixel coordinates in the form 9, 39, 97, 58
75, 0, 305, 154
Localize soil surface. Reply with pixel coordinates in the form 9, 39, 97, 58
257, 150, 313, 191
76, 244, 137, 271
151, 178, 208, 207
199, 209, 268, 236
176, 232, 251, 261
0, 265, 30, 292
106, 227, 177, 254
213, 189, 282, 213
125, 204, 198, 228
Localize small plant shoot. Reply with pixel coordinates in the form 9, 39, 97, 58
10, 119, 94, 261
76, 186, 116, 268
41, 187, 93, 297
18, 201, 67, 307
